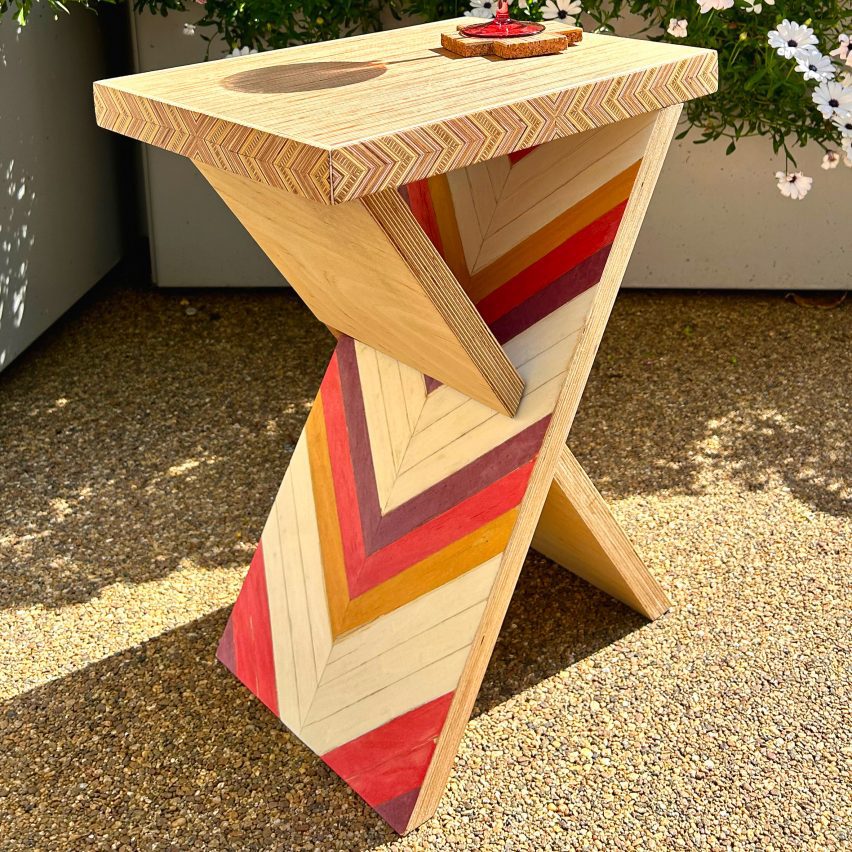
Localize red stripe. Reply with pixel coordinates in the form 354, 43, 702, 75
229, 542, 278, 716
322, 692, 453, 799
508, 145, 538, 164
405, 179, 443, 255
320, 354, 368, 586
477, 200, 628, 324
347, 740, 436, 808
350, 458, 534, 597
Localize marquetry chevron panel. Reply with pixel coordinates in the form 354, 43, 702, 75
94, 21, 716, 204
217, 106, 682, 834
196, 162, 523, 416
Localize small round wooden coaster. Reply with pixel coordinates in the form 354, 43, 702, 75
441, 23, 583, 60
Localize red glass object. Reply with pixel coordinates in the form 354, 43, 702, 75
460, 0, 545, 38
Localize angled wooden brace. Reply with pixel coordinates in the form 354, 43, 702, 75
214, 105, 682, 834
197, 164, 524, 416
534, 446, 669, 620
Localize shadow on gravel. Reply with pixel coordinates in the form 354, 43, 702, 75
0, 552, 644, 849
1, 276, 848, 613
572, 290, 849, 519
473, 553, 647, 718
0, 607, 394, 850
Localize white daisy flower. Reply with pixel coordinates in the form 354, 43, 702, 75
182, 22, 197, 36
465, 0, 495, 17
228, 46, 258, 57
832, 112, 852, 137
795, 49, 835, 83
667, 18, 688, 38
821, 151, 840, 169
767, 20, 818, 60
541, 0, 582, 24
812, 80, 852, 119
697, 0, 733, 13
774, 171, 813, 200
829, 34, 852, 67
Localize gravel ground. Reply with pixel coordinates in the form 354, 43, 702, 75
1, 264, 849, 851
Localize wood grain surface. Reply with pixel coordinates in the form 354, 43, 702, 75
197, 163, 523, 415
533, 446, 670, 619
94, 20, 716, 203
218, 106, 682, 834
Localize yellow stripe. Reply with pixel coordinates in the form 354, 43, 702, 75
466, 160, 641, 303
306, 397, 350, 638
338, 508, 517, 635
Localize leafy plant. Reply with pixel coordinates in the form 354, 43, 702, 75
134, 0, 399, 53
412, 0, 852, 164
0, 0, 117, 27
4, 0, 851, 194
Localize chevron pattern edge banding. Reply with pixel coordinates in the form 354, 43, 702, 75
93, 43, 716, 204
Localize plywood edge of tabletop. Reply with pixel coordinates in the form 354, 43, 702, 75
92, 79, 337, 205
325, 50, 717, 203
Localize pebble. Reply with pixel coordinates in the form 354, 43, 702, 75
0, 272, 849, 850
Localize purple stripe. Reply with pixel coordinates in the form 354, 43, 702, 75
490, 244, 612, 345
333, 336, 549, 555
216, 615, 236, 674
372, 416, 549, 550
423, 375, 442, 393
334, 336, 383, 545
375, 787, 420, 834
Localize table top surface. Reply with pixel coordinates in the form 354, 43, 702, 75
94, 20, 717, 202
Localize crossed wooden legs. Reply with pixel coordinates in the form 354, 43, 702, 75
209, 105, 681, 834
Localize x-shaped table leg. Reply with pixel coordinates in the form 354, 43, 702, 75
209, 105, 679, 833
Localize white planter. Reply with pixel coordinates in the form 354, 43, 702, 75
627, 132, 847, 289
133, 11, 847, 290
0, 5, 123, 371
131, 9, 281, 287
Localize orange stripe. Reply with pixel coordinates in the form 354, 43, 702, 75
338, 508, 517, 635
309, 391, 518, 639
306, 397, 350, 638
428, 173, 471, 290
467, 161, 641, 303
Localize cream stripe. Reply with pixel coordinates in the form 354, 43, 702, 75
393, 300, 587, 480
260, 463, 301, 729
298, 646, 470, 755
445, 166, 484, 274
289, 435, 333, 678
303, 601, 486, 727
466, 157, 501, 239
354, 339, 427, 510
355, 343, 399, 502
377, 345, 415, 470
276, 470, 320, 724
325, 554, 501, 671
475, 114, 654, 270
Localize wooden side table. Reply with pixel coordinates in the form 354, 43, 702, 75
95, 21, 716, 835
